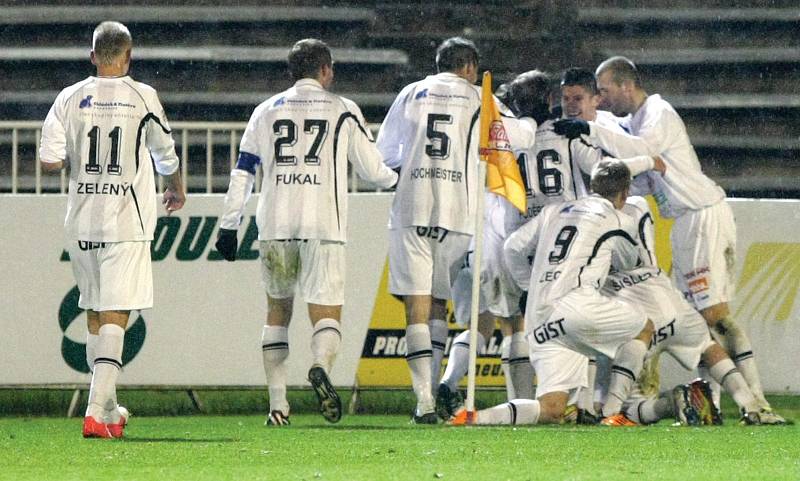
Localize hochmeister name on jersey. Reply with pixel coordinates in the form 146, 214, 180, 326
409, 166, 463, 183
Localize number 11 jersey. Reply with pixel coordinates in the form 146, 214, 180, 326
40, 76, 179, 242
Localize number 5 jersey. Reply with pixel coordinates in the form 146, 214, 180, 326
376, 72, 484, 235
40, 76, 179, 242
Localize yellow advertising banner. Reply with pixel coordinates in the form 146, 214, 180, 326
356, 261, 507, 388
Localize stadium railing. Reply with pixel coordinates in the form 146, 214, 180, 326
0, 120, 385, 195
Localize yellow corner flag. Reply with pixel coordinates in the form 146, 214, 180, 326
479, 71, 527, 214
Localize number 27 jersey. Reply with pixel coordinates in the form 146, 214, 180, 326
40, 76, 179, 242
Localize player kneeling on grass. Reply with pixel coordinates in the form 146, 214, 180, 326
215, 39, 398, 426
452, 160, 655, 426
603, 197, 786, 426
40, 21, 186, 438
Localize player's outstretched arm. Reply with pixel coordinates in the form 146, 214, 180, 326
40, 159, 64, 173
503, 214, 542, 291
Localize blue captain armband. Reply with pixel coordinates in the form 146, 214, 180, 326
235, 151, 261, 175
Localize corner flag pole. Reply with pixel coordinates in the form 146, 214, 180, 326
464, 160, 486, 417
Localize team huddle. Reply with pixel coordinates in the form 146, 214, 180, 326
39, 22, 786, 438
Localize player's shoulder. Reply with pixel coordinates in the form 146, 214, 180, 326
504, 116, 536, 145
623, 196, 651, 219
55, 77, 95, 104
594, 110, 628, 133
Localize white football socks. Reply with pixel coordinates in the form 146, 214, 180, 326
311, 318, 341, 374
86, 332, 99, 373
603, 339, 647, 417
406, 323, 434, 414
720, 320, 769, 408
709, 358, 759, 413
626, 393, 673, 424
578, 358, 597, 415
500, 336, 515, 400
262, 325, 290, 414
440, 330, 485, 391
477, 399, 541, 425
509, 332, 534, 399
429, 318, 448, 385
86, 324, 124, 422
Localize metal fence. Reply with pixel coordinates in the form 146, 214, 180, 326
0, 120, 383, 194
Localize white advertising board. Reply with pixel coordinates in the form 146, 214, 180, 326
1, 195, 798, 393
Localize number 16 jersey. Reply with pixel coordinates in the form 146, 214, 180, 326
40, 76, 180, 242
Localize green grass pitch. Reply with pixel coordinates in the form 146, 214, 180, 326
1, 394, 798, 481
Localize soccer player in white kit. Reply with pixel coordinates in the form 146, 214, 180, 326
39, 21, 185, 438
215, 39, 397, 426
377, 37, 482, 423
554, 56, 784, 422
452, 160, 655, 426
604, 196, 773, 425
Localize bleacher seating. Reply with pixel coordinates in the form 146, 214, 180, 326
0, 1, 797, 196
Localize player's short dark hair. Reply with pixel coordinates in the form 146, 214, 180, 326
590, 159, 631, 198
92, 21, 132, 65
596, 56, 642, 88
287, 38, 332, 82
435, 37, 479, 73
561, 67, 598, 95
509, 70, 553, 123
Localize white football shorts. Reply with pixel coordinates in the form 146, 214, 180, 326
259, 239, 345, 306
388, 226, 471, 299
670, 200, 736, 311
529, 289, 648, 360
68, 240, 153, 311
528, 339, 588, 399
450, 227, 522, 325
608, 273, 713, 370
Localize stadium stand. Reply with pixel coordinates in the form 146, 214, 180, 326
0, 1, 797, 196
576, 2, 800, 197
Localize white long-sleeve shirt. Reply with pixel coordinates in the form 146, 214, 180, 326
504, 195, 640, 323
40, 76, 179, 241
586, 94, 725, 218
219, 79, 397, 242
377, 72, 483, 234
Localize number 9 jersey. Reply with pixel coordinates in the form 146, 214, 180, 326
40, 76, 179, 242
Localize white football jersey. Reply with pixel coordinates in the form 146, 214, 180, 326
40, 76, 179, 242
588, 94, 725, 218
504, 195, 641, 323
603, 196, 663, 292
377, 72, 483, 234
219, 79, 397, 242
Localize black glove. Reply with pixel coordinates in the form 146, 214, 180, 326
553, 118, 590, 139
215, 228, 238, 262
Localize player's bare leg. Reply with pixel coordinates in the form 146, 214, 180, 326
308, 303, 343, 423
83, 310, 128, 438
262, 296, 292, 426
404, 295, 437, 423
429, 299, 448, 385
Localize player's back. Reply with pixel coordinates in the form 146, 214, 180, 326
378, 72, 482, 234
528, 195, 638, 321
41, 76, 177, 242
248, 80, 371, 241
506, 119, 588, 234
